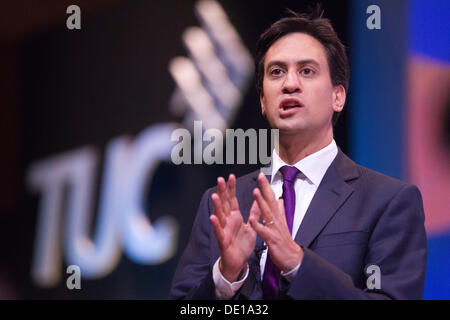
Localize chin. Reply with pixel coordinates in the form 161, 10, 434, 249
276, 119, 308, 132
277, 125, 307, 136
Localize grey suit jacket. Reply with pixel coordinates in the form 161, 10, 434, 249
170, 149, 427, 299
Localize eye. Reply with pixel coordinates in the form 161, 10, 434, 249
301, 68, 315, 76
269, 68, 284, 76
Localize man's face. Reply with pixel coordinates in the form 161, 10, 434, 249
260, 32, 345, 136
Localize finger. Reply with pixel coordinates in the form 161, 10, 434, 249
217, 177, 231, 215
248, 199, 261, 223
253, 187, 273, 225
227, 174, 240, 211
257, 172, 278, 213
210, 214, 225, 250
249, 214, 271, 241
211, 193, 226, 228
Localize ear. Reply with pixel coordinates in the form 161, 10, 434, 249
260, 92, 266, 116
332, 85, 346, 113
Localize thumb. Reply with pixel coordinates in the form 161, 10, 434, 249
248, 199, 261, 223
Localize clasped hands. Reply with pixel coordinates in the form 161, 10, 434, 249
209, 173, 304, 283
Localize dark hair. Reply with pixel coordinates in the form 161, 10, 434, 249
255, 6, 350, 125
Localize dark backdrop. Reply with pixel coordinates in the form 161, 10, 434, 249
2, 0, 349, 298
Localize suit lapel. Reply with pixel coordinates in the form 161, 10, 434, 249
294, 149, 360, 248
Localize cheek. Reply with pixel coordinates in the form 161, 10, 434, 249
308, 82, 334, 111
261, 88, 274, 111
260, 95, 267, 114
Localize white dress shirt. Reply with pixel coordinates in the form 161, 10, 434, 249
213, 139, 338, 299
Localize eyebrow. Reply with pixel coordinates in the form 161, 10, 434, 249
265, 59, 321, 72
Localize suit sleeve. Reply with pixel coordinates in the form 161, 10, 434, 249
284, 184, 428, 300
170, 188, 218, 299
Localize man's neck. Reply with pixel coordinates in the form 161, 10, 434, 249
277, 127, 334, 165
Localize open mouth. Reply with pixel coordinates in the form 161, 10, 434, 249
279, 98, 303, 111
281, 103, 301, 111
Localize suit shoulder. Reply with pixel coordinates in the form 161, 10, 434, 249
354, 163, 420, 196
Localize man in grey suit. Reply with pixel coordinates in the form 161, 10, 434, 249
170, 9, 427, 300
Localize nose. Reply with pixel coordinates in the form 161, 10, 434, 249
282, 70, 301, 94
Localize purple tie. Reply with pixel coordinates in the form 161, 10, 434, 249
262, 165, 299, 299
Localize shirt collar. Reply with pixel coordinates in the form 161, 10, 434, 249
270, 139, 338, 186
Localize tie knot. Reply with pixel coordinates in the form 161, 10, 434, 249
279, 165, 299, 183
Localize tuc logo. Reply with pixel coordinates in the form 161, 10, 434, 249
27, 124, 180, 288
